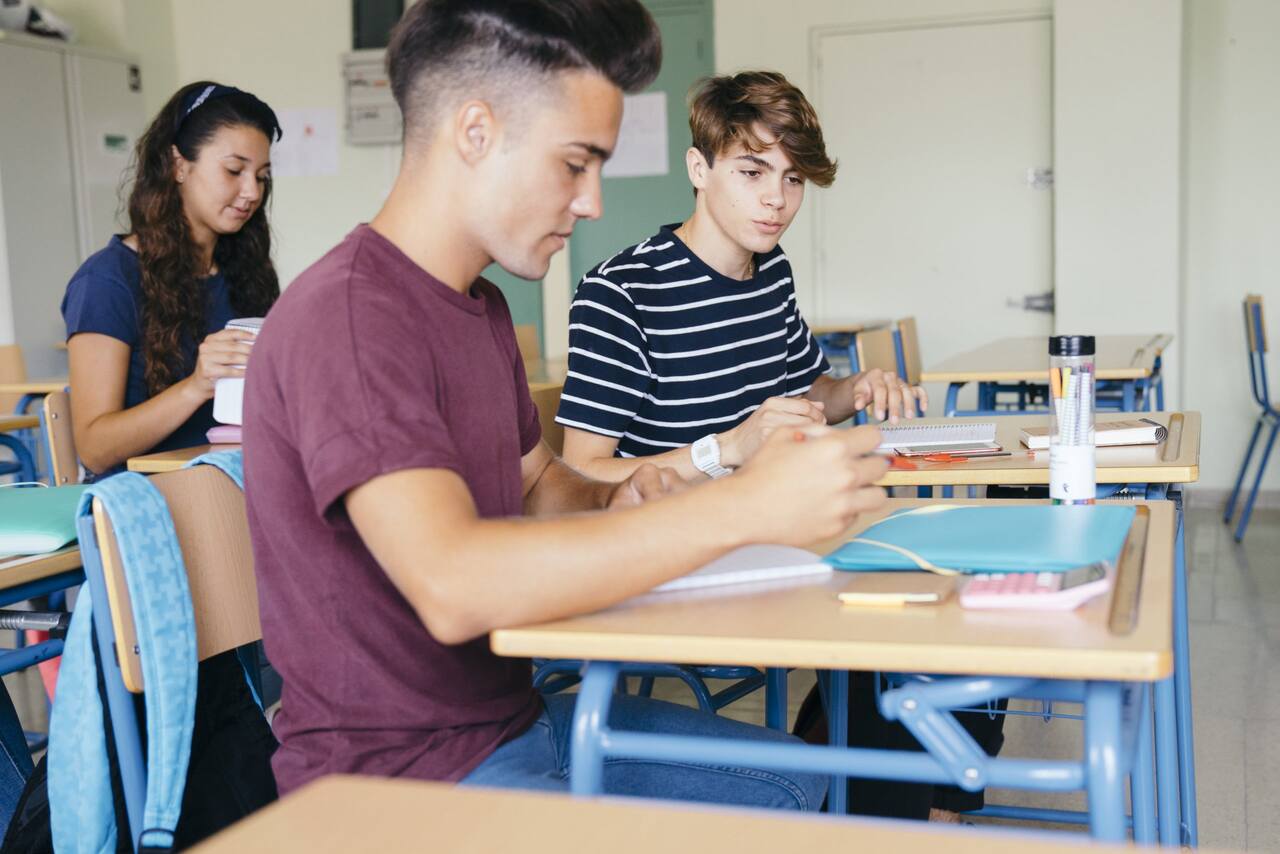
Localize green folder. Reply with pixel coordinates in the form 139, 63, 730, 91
0, 485, 89, 556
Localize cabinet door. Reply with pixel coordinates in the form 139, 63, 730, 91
0, 41, 79, 378
66, 52, 145, 262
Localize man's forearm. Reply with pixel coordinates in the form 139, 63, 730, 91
807, 374, 859, 424
523, 457, 615, 515
567, 444, 707, 483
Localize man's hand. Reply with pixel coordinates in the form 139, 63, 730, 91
847, 369, 928, 424
732, 424, 890, 547
607, 463, 687, 509
720, 396, 826, 467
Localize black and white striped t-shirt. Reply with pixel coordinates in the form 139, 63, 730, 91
555, 224, 831, 458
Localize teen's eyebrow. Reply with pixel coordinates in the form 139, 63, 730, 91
567, 141, 612, 161
735, 154, 773, 171
222, 154, 271, 170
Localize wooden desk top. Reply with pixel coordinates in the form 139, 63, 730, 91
920, 334, 1172, 383
0, 415, 39, 432
809, 318, 892, 337
877, 411, 1199, 487
0, 379, 68, 396
194, 775, 1179, 854
127, 444, 231, 473
493, 499, 1174, 682
0, 547, 81, 592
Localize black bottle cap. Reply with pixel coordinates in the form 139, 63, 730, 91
1049, 335, 1095, 357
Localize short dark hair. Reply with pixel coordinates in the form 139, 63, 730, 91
689, 71, 837, 188
387, 0, 662, 141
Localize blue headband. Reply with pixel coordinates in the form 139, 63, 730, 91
174, 84, 283, 143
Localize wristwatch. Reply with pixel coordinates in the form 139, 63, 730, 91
691, 434, 733, 479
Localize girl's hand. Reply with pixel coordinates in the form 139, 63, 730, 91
186, 328, 256, 400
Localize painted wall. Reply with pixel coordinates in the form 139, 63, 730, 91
1183, 0, 1280, 494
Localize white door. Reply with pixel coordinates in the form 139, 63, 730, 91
813, 16, 1053, 410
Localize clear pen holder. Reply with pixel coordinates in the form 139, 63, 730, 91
1048, 338, 1096, 505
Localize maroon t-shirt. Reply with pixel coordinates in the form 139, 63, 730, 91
243, 225, 543, 795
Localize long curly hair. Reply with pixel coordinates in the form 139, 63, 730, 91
125, 81, 281, 394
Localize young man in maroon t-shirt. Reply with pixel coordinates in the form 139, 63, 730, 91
243, 0, 887, 809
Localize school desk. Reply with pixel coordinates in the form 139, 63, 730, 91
194, 775, 1232, 854
875, 411, 1201, 845
0, 547, 82, 676
0, 414, 40, 482
492, 499, 1176, 843
0, 379, 68, 414
921, 335, 1172, 416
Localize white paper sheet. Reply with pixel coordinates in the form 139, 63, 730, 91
271, 108, 340, 178
603, 91, 668, 179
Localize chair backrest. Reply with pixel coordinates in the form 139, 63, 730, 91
515, 324, 541, 363
94, 465, 261, 693
1245, 295, 1267, 354
854, 327, 900, 376
531, 384, 565, 455
895, 317, 923, 386
41, 389, 78, 485
0, 344, 26, 413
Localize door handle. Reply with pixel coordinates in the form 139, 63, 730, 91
1005, 292, 1054, 313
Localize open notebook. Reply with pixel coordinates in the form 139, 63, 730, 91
654, 544, 831, 593
877, 422, 1001, 456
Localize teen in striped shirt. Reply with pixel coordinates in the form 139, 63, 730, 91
557, 71, 1005, 823
557, 71, 927, 484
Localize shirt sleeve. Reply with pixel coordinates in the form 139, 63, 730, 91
784, 281, 830, 396
555, 270, 651, 438
284, 285, 468, 521
61, 267, 141, 346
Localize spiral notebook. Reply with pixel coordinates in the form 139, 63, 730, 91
877, 422, 1001, 456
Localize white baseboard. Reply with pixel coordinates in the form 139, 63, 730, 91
1186, 488, 1280, 511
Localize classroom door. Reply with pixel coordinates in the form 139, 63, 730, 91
568, 0, 715, 290
813, 16, 1053, 406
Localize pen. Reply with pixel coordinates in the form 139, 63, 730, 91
921, 452, 1013, 463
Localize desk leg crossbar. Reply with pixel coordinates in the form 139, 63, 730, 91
569, 661, 1151, 843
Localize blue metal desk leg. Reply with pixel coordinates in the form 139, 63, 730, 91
1154, 675, 1179, 844
1172, 498, 1199, 845
820, 670, 849, 814
1132, 684, 1157, 845
765, 668, 787, 731
1123, 381, 1136, 412
945, 383, 963, 417
0, 434, 35, 483
570, 660, 623, 795
1084, 681, 1126, 841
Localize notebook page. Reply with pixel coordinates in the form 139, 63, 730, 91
877, 422, 997, 450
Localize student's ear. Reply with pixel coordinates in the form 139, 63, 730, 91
170, 144, 190, 184
686, 147, 710, 193
455, 101, 497, 165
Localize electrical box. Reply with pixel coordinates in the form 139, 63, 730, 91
342, 49, 400, 145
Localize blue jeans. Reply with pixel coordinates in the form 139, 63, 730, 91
462, 694, 826, 811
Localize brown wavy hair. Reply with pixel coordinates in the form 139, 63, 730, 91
688, 71, 838, 190
125, 81, 281, 394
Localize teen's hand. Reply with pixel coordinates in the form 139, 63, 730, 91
720, 396, 826, 468
607, 463, 687, 509
847, 369, 928, 424
733, 424, 889, 546
185, 328, 256, 400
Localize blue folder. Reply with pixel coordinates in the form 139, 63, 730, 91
824, 505, 1137, 574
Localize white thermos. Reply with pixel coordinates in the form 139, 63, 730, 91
212, 317, 264, 425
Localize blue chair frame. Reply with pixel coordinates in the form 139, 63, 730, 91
1225, 296, 1278, 542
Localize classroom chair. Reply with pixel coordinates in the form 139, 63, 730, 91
853, 327, 900, 426
515, 323, 541, 364
0, 345, 26, 414
894, 317, 925, 418
1224, 294, 1278, 541
67, 461, 266, 851
530, 385, 564, 455
39, 389, 78, 486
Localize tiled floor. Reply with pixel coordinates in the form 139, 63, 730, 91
3, 506, 1275, 848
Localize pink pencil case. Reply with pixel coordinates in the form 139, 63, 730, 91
206, 425, 243, 444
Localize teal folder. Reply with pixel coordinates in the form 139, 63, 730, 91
824, 505, 1137, 574
0, 484, 89, 556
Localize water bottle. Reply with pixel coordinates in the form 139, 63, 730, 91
1048, 335, 1095, 505
212, 317, 264, 425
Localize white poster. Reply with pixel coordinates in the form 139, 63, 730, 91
603, 91, 668, 179
271, 108, 340, 178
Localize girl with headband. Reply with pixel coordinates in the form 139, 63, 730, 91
61, 81, 282, 479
